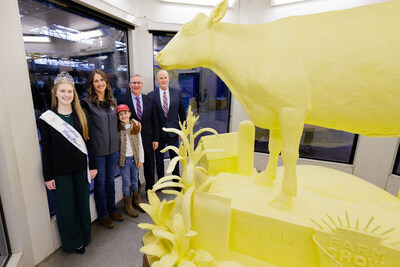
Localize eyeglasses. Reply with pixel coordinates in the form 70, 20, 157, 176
130, 82, 142, 85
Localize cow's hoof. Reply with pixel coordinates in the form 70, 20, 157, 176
270, 193, 293, 210
254, 171, 274, 186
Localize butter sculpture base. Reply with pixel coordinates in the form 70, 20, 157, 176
187, 165, 400, 267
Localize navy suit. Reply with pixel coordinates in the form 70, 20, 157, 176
148, 88, 186, 178
118, 93, 159, 191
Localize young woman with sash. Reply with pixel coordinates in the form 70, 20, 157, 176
80, 69, 125, 229
39, 72, 97, 254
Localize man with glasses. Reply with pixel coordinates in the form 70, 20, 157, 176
118, 74, 159, 198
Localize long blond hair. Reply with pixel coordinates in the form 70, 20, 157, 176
51, 82, 90, 140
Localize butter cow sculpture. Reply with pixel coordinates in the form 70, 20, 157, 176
156, 0, 400, 208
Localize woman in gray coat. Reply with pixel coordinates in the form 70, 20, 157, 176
81, 69, 124, 229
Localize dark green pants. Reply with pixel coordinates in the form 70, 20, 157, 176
54, 171, 91, 252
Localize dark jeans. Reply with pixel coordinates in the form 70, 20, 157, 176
120, 156, 139, 195
94, 151, 118, 219
53, 171, 91, 252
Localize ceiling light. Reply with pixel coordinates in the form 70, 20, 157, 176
271, 0, 305, 6
23, 36, 51, 43
160, 0, 237, 8
80, 29, 103, 39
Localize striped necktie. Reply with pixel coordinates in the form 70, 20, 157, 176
136, 96, 142, 121
162, 91, 168, 118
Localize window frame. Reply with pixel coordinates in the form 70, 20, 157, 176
393, 144, 400, 175
43, 0, 135, 31
0, 197, 11, 267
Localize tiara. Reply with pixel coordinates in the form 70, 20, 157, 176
54, 71, 74, 85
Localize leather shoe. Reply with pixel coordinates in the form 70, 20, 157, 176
100, 217, 114, 229
76, 247, 85, 254
110, 211, 124, 221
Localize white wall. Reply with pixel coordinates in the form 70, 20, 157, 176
1, 1, 55, 266
261, 0, 390, 23
2, 0, 399, 265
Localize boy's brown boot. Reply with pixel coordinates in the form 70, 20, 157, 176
100, 217, 114, 229
124, 194, 138, 218
132, 190, 145, 213
110, 211, 124, 221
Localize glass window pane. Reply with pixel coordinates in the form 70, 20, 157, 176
19, 0, 129, 215
255, 125, 358, 164
153, 33, 231, 145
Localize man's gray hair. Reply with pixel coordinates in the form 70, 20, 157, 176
130, 74, 142, 82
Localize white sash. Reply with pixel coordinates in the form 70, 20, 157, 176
40, 110, 91, 183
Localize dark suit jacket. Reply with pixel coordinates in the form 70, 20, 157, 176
148, 88, 186, 138
118, 93, 159, 150
39, 110, 97, 181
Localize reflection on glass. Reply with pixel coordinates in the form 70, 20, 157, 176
19, 0, 129, 215
19, 0, 129, 109
153, 33, 231, 144
255, 124, 358, 164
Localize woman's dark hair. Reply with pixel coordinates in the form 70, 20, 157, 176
87, 69, 116, 108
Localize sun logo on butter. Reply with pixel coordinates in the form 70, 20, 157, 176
310, 211, 400, 267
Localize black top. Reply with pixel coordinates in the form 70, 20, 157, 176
39, 110, 97, 181
81, 97, 120, 157
59, 113, 74, 126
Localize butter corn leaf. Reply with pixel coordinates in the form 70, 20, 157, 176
138, 223, 167, 231
167, 156, 183, 174
153, 229, 175, 243
160, 145, 180, 155
153, 182, 187, 192
178, 261, 196, 267
140, 243, 168, 258
158, 252, 179, 267
193, 249, 215, 263
193, 128, 219, 140
182, 187, 195, 229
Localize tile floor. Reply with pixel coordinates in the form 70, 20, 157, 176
36, 191, 172, 267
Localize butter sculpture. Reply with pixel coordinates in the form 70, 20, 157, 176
139, 107, 244, 266
139, 114, 400, 266
139, 0, 400, 265
155, 0, 400, 208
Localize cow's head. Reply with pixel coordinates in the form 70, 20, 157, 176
156, 0, 228, 70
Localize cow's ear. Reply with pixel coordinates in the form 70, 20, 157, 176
207, 0, 228, 27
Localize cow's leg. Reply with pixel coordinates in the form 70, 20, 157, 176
255, 128, 281, 185
272, 108, 305, 209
